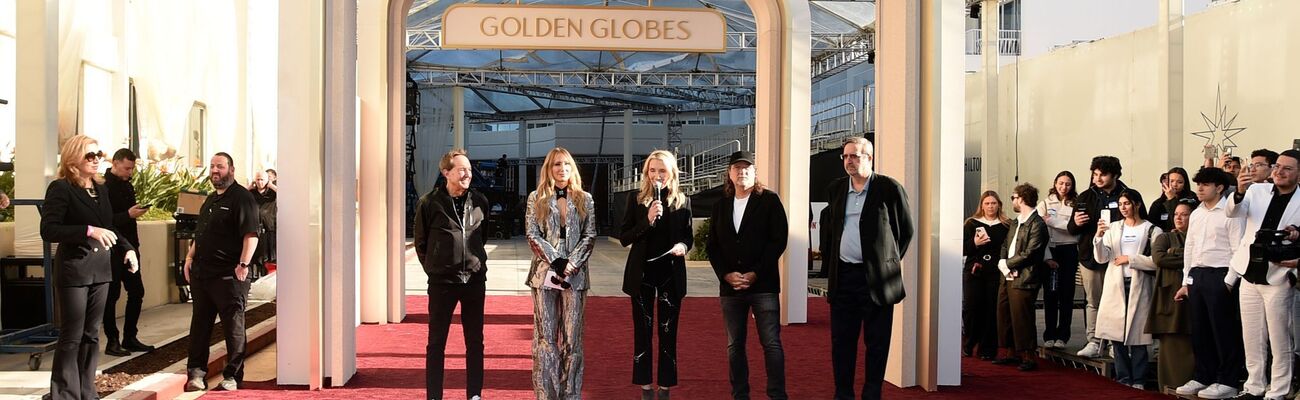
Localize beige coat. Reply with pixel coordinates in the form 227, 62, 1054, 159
1092, 220, 1162, 346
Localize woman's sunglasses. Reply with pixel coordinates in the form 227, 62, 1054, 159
84, 151, 106, 161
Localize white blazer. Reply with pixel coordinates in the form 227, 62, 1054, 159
1223, 183, 1300, 287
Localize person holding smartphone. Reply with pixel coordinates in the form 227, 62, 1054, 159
1037, 171, 1080, 349
1067, 156, 1138, 359
963, 191, 1010, 360
101, 148, 155, 357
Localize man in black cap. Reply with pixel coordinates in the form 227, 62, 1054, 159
706, 150, 789, 399
102, 148, 155, 356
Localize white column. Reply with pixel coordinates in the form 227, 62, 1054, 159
1159, 0, 1184, 166
623, 110, 633, 180
385, 0, 413, 323
276, 0, 324, 388
357, 0, 390, 325
14, 0, 58, 254
746, 0, 810, 325
452, 86, 465, 149
980, 0, 1001, 193
876, 0, 922, 389
323, 0, 358, 386
925, 0, 967, 388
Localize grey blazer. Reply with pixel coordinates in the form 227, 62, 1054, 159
525, 189, 598, 290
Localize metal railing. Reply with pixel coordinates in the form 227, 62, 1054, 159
965, 29, 1021, 56
612, 125, 753, 194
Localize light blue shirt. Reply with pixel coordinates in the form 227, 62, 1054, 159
839, 175, 871, 263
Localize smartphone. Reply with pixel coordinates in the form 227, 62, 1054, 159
138, 203, 152, 209
975, 226, 987, 237
1099, 209, 1112, 224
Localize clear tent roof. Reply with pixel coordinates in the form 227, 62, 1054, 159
406, 0, 874, 116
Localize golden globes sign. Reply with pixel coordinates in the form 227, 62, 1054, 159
441, 4, 728, 53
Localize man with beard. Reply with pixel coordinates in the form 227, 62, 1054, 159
183, 152, 260, 392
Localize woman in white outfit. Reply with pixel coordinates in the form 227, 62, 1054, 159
1093, 189, 1162, 390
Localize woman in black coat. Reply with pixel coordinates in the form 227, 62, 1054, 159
41, 136, 138, 400
963, 190, 1011, 360
619, 150, 692, 400
1148, 167, 1194, 232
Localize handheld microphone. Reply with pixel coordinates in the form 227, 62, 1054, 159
653, 181, 663, 220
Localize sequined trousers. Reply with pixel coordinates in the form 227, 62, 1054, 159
532, 287, 587, 399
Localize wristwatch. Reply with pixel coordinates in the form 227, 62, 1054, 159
238, 262, 249, 269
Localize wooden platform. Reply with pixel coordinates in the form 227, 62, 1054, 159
1038, 346, 1113, 379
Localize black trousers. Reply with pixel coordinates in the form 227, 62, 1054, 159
631, 282, 681, 387
186, 276, 250, 381
104, 247, 144, 342
50, 283, 108, 400
831, 264, 894, 400
426, 281, 485, 400
1187, 267, 1246, 386
721, 292, 787, 400
962, 270, 999, 358
1043, 244, 1079, 342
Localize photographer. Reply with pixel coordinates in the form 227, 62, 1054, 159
1223, 149, 1300, 399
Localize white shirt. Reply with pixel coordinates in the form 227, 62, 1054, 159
1183, 196, 1245, 285
1119, 225, 1143, 278
998, 210, 1037, 280
733, 195, 750, 233
1037, 194, 1080, 245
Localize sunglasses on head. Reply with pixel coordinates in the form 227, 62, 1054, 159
84, 151, 106, 161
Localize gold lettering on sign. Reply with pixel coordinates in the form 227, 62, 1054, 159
476, 17, 699, 40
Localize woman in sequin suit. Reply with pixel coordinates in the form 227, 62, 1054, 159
526, 147, 598, 399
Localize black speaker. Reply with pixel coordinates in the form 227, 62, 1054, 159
405, 75, 421, 126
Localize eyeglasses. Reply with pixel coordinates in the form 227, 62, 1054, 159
84, 151, 106, 161
840, 153, 868, 161
1273, 164, 1298, 173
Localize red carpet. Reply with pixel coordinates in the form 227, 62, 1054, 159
201, 295, 1167, 399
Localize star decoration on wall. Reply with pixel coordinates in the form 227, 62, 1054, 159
1190, 87, 1246, 156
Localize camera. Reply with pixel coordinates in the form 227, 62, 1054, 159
1247, 230, 1300, 283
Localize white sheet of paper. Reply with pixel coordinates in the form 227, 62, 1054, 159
543, 270, 567, 290
646, 249, 675, 262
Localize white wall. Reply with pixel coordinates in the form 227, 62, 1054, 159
967, 0, 1298, 202
0, 0, 13, 161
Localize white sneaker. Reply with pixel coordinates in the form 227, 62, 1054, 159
1197, 383, 1239, 399
1175, 380, 1208, 396
1130, 383, 1144, 390
1053, 340, 1066, 348
1076, 342, 1102, 358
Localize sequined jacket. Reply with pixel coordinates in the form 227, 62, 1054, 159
525, 190, 598, 290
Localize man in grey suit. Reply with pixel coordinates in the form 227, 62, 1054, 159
820, 137, 914, 400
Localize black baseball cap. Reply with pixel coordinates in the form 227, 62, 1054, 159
728, 151, 754, 166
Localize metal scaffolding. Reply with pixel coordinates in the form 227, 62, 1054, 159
410, 69, 757, 88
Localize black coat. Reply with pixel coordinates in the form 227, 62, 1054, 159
619, 192, 693, 301
1067, 181, 1135, 269
706, 189, 788, 296
963, 219, 1009, 280
413, 187, 490, 285
102, 171, 139, 248
820, 174, 915, 306
40, 179, 135, 287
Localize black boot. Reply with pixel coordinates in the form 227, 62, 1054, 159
122, 337, 156, 352
104, 338, 130, 357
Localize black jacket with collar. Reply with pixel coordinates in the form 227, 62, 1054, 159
999, 212, 1049, 290
1067, 180, 1135, 269
619, 191, 693, 300
103, 169, 140, 248
414, 186, 490, 285
820, 174, 915, 306
706, 189, 789, 296
40, 179, 136, 287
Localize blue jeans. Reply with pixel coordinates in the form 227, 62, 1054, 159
721, 293, 787, 400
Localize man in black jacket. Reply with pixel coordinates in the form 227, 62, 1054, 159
820, 137, 914, 400
413, 149, 489, 400
102, 148, 154, 357
1067, 155, 1136, 359
707, 151, 789, 400
993, 183, 1048, 371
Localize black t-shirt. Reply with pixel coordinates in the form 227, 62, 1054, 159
1262, 188, 1296, 231
193, 182, 261, 279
